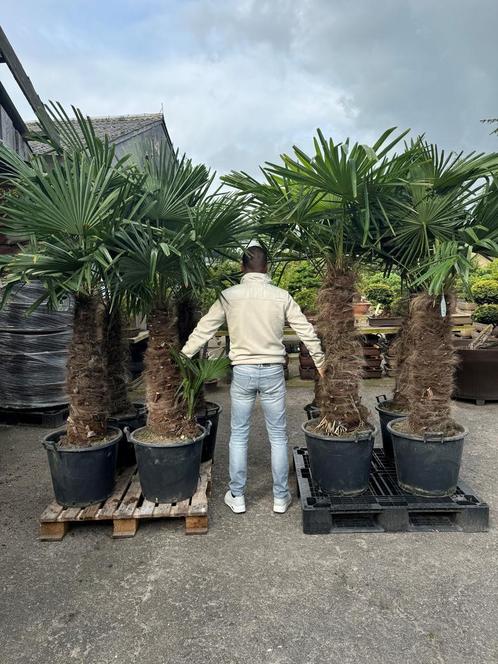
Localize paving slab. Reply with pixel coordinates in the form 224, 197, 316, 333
0, 377, 497, 664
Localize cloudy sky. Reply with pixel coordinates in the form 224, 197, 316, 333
2, 0, 497, 176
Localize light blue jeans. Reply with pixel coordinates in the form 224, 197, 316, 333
229, 364, 289, 499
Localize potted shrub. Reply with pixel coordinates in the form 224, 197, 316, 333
226, 128, 412, 495
0, 121, 141, 506
115, 143, 247, 502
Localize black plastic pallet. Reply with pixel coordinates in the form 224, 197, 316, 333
0, 405, 68, 427
294, 447, 489, 534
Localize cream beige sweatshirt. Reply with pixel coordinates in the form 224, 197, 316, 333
181, 272, 324, 368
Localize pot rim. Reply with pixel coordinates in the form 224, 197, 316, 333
196, 401, 222, 418
130, 423, 207, 448
302, 417, 376, 442
42, 425, 123, 452
375, 400, 408, 416
387, 417, 469, 443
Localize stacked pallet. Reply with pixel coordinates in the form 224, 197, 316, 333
362, 335, 383, 378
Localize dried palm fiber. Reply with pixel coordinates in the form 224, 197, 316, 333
145, 304, 198, 438
177, 294, 207, 410
390, 303, 413, 411
405, 292, 457, 436
316, 265, 369, 435
66, 294, 108, 445
104, 307, 132, 416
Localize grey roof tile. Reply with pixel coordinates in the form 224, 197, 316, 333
25, 113, 164, 154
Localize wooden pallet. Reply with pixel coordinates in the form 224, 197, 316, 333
39, 461, 212, 541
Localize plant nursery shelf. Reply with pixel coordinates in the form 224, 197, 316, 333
39, 460, 212, 541
294, 447, 488, 535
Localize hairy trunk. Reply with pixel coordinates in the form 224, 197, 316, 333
177, 295, 206, 410
316, 265, 369, 435
66, 294, 107, 445
406, 292, 456, 435
390, 307, 412, 411
145, 304, 196, 437
104, 307, 132, 416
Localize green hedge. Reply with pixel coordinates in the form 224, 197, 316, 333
471, 279, 498, 305
473, 304, 498, 326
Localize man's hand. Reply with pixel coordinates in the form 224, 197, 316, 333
317, 366, 326, 379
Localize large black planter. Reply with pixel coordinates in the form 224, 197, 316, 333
42, 427, 121, 507
196, 401, 222, 462
387, 418, 468, 496
109, 403, 147, 467
375, 397, 407, 459
454, 348, 498, 404
302, 418, 376, 496
131, 424, 207, 503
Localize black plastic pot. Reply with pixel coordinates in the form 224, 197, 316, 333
387, 418, 468, 496
109, 403, 147, 467
196, 401, 222, 462
130, 424, 208, 503
304, 403, 321, 421
302, 418, 376, 496
375, 396, 408, 459
42, 427, 121, 507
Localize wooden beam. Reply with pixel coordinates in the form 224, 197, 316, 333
0, 26, 60, 146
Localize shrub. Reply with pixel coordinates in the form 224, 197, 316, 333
285, 261, 321, 296
471, 279, 498, 304
364, 282, 395, 309
294, 287, 317, 314
390, 296, 409, 317
472, 304, 498, 326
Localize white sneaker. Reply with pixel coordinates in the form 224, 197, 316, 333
273, 494, 292, 514
224, 490, 246, 514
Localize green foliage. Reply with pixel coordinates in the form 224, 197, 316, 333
471, 279, 498, 304
364, 283, 395, 308
389, 296, 409, 317
171, 351, 230, 420
472, 304, 498, 326
286, 262, 322, 296
198, 259, 241, 311
293, 287, 318, 314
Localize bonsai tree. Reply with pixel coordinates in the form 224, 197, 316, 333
0, 130, 142, 445
114, 142, 248, 441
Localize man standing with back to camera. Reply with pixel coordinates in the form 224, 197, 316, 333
181, 242, 325, 514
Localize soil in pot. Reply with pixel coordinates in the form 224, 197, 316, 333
387, 418, 467, 496
42, 426, 121, 507
195, 401, 222, 462
131, 424, 207, 503
375, 398, 408, 459
302, 418, 376, 495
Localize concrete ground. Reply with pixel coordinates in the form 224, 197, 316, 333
1, 375, 497, 664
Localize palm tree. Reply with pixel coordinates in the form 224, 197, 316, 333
382, 142, 498, 432
225, 128, 411, 435
0, 139, 143, 445
114, 143, 248, 440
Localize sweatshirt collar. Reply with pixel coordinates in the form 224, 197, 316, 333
241, 272, 272, 285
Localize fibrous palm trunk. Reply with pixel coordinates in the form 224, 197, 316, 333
66, 294, 108, 445
144, 304, 196, 437
316, 264, 369, 435
390, 307, 412, 411
405, 292, 456, 435
177, 294, 207, 411
104, 307, 132, 416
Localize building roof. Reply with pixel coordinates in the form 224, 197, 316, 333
25, 112, 167, 154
